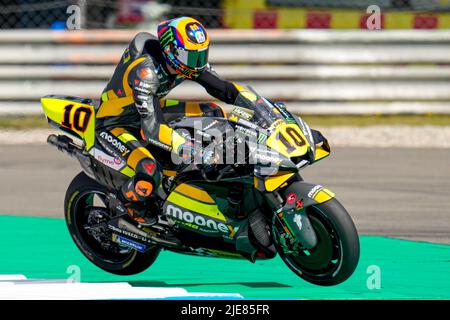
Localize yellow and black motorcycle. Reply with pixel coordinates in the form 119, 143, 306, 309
41, 86, 359, 286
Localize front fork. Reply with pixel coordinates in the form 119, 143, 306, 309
272, 205, 317, 251
266, 178, 336, 252
271, 195, 318, 251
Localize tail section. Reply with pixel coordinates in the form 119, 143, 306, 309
41, 95, 97, 151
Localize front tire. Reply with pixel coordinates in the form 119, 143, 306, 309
275, 198, 360, 286
64, 172, 160, 275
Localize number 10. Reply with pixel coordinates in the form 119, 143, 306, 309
62, 104, 92, 132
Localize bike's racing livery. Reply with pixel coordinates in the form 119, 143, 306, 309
41, 86, 359, 286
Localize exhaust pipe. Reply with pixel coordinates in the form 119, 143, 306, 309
47, 134, 83, 158
47, 134, 96, 179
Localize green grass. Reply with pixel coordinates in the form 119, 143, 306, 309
0, 115, 48, 129
1, 215, 450, 299
0, 114, 450, 129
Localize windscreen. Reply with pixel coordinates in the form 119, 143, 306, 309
233, 86, 284, 130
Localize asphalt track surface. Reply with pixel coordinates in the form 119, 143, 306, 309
0, 144, 449, 244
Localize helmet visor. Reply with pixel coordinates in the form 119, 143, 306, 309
176, 47, 208, 71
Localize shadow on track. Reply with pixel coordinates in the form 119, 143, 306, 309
126, 281, 292, 288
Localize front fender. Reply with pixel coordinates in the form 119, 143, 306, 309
273, 181, 336, 249
281, 181, 336, 209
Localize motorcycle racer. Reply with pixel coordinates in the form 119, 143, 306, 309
95, 16, 253, 225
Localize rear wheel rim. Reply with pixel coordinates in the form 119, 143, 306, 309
71, 190, 135, 264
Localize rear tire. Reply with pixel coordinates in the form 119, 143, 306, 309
64, 172, 160, 275
275, 198, 360, 286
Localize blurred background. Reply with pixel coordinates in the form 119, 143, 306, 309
3, 0, 450, 29
0, 3, 450, 290
0, 0, 450, 120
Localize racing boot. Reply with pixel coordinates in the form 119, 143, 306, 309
124, 200, 158, 227
118, 178, 158, 226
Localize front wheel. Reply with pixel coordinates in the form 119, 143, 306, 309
274, 198, 360, 286
64, 172, 160, 275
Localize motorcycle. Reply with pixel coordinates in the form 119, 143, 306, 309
40, 86, 359, 286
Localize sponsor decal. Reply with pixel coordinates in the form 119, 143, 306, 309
236, 118, 258, 130
97, 142, 119, 160
195, 129, 212, 139
138, 81, 151, 89
296, 198, 304, 210
122, 48, 131, 63
98, 155, 119, 167
112, 234, 146, 253
186, 22, 206, 44
269, 119, 284, 132
257, 132, 268, 143
136, 94, 148, 101
143, 163, 155, 174
165, 204, 238, 237
235, 125, 257, 137
159, 27, 175, 48
254, 151, 280, 164
90, 148, 126, 170
99, 131, 131, 157
108, 225, 151, 243
287, 193, 296, 204
232, 107, 253, 121
139, 68, 152, 79
225, 225, 239, 238
203, 120, 219, 131
134, 86, 150, 94
308, 185, 323, 199
148, 138, 172, 151
293, 214, 303, 230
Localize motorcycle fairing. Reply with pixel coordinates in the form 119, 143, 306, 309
266, 123, 310, 158
41, 95, 97, 151
167, 183, 227, 221
275, 181, 336, 249
259, 171, 296, 192
163, 183, 231, 235
314, 144, 331, 162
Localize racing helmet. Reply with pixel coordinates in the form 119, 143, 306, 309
157, 17, 209, 79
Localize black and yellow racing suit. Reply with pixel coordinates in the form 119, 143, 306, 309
95, 32, 248, 205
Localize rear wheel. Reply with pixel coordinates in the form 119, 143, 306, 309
274, 198, 360, 286
64, 172, 160, 275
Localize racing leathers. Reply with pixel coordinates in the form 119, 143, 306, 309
95, 32, 249, 222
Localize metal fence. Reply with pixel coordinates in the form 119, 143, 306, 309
2, 0, 450, 29
1, 29, 450, 115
